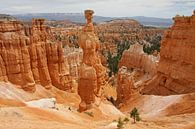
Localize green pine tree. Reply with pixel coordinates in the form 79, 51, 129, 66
107, 40, 130, 77
130, 107, 141, 123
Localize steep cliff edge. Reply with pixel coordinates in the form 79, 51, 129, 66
141, 11, 195, 95
0, 19, 72, 92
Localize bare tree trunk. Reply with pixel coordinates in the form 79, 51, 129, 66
134, 117, 136, 123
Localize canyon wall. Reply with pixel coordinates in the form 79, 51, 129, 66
141, 11, 195, 95
64, 47, 82, 80
117, 44, 158, 104
0, 19, 72, 92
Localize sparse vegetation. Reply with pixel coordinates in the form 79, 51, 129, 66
130, 107, 141, 123
107, 41, 130, 77
114, 117, 130, 129
123, 117, 129, 122
117, 117, 125, 129
143, 34, 161, 54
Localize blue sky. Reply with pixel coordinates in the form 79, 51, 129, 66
0, 0, 194, 18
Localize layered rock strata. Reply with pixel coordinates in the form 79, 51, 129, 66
119, 43, 158, 77
64, 47, 83, 80
141, 11, 195, 95
0, 19, 72, 92
116, 66, 134, 104
0, 20, 36, 92
78, 10, 107, 112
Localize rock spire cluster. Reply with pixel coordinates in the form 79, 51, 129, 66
0, 19, 72, 92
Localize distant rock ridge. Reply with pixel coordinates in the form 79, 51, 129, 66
0, 18, 72, 92
0, 14, 17, 21
141, 11, 195, 95
13, 13, 172, 27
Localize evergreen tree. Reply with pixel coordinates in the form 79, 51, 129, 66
107, 40, 130, 77
143, 35, 161, 54
130, 107, 141, 123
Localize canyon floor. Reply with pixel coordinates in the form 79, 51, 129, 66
0, 82, 194, 129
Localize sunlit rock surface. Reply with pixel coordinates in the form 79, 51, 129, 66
78, 10, 107, 112
141, 12, 195, 95
0, 19, 72, 92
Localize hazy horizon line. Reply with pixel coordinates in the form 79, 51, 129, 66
3, 12, 175, 19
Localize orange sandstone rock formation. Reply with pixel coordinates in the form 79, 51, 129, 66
46, 43, 72, 91
141, 11, 195, 95
78, 10, 107, 112
64, 47, 83, 80
0, 20, 36, 92
116, 66, 134, 104
30, 19, 52, 89
119, 43, 158, 77
0, 19, 72, 92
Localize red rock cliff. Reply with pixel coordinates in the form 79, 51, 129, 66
141, 11, 195, 95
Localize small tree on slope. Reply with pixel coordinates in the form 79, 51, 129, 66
117, 117, 124, 129
130, 107, 141, 123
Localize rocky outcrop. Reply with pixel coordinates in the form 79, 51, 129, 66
141, 11, 195, 95
119, 43, 158, 77
0, 19, 72, 92
0, 21, 23, 32
0, 55, 7, 81
46, 43, 72, 91
78, 10, 107, 112
96, 19, 165, 56
0, 21, 36, 92
116, 66, 134, 104
78, 64, 97, 111
64, 47, 83, 80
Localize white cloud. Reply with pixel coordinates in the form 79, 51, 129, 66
0, 0, 194, 18
11, 5, 33, 10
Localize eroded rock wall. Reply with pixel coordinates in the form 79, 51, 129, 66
116, 66, 134, 104
0, 21, 36, 92
0, 19, 72, 92
64, 47, 83, 80
119, 43, 158, 77
141, 11, 195, 95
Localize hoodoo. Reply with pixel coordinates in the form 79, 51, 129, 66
116, 66, 134, 104
78, 10, 107, 112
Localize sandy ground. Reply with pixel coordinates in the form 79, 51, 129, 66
120, 93, 195, 117
1, 103, 194, 129
0, 82, 195, 129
